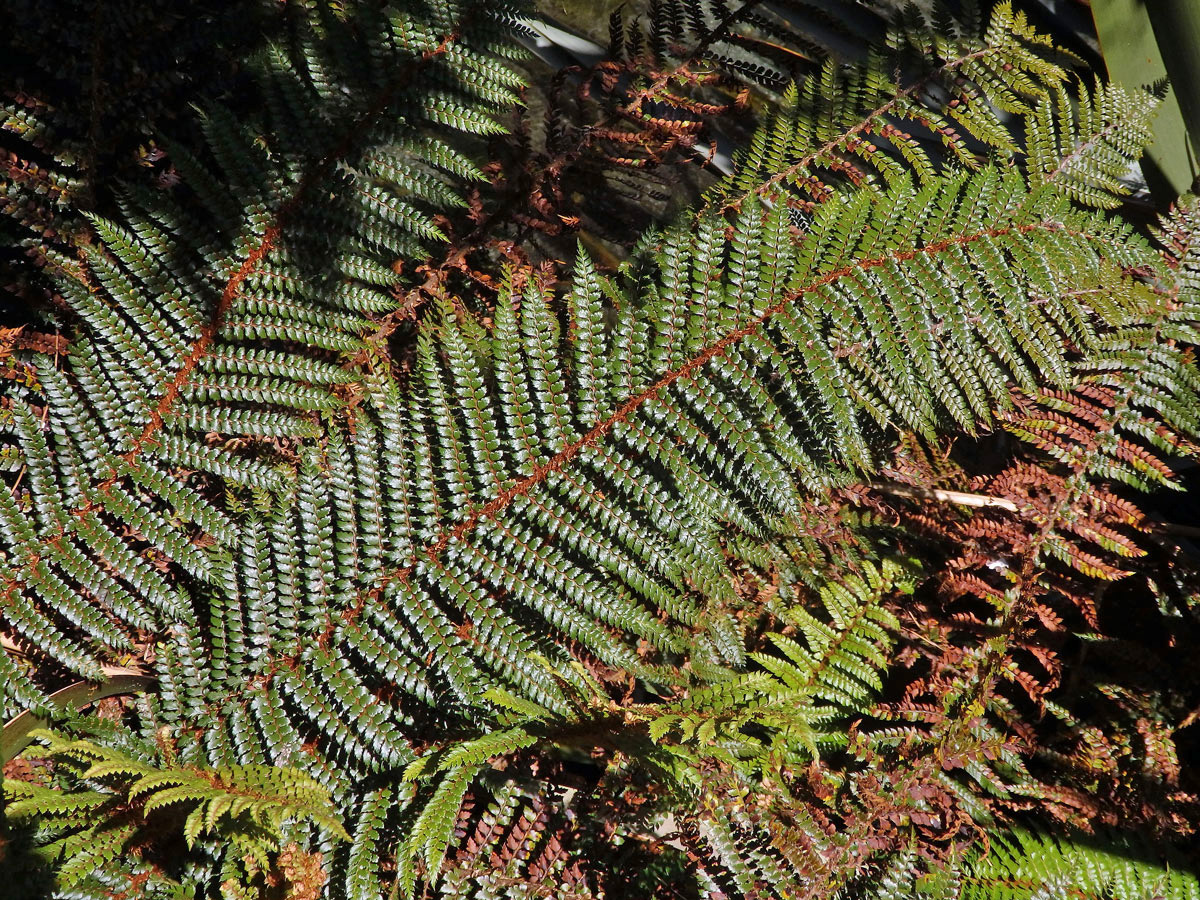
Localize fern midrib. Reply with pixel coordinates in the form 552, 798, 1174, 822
795, 595, 878, 694
308, 218, 1074, 669
1042, 114, 1128, 186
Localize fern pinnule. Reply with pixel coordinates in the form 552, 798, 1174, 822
1027, 78, 1162, 208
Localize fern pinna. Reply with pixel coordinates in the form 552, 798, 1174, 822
6, 726, 348, 897
2, 1, 1199, 898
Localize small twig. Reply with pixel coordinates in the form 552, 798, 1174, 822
868, 483, 1019, 512
1148, 517, 1200, 540
871, 483, 1200, 547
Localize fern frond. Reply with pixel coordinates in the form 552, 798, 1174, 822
394, 559, 908, 897
186, 165, 1172, 783
19, 728, 347, 843
4, 725, 347, 896
717, 2, 1099, 206
3, 5, 1198, 899
917, 830, 1200, 900
1027, 78, 1162, 208
0, 0, 527, 706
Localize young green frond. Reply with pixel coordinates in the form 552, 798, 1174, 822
3, 727, 347, 893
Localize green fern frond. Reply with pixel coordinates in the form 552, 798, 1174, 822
717, 2, 1101, 205
14, 728, 348, 843
394, 559, 909, 897
4, 726, 347, 895
3, 4, 1198, 899
654, 560, 908, 759
397, 765, 479, 897
150, 163, 1179, 795
914, 830, 1200, 900
0, 0, 528, 707
1027, 78, 1163, 208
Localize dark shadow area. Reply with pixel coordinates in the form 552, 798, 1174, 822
0, 816, 58, 900
0, 0, 278, 325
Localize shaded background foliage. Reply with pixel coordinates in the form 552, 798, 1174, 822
1, 0, 280, 325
